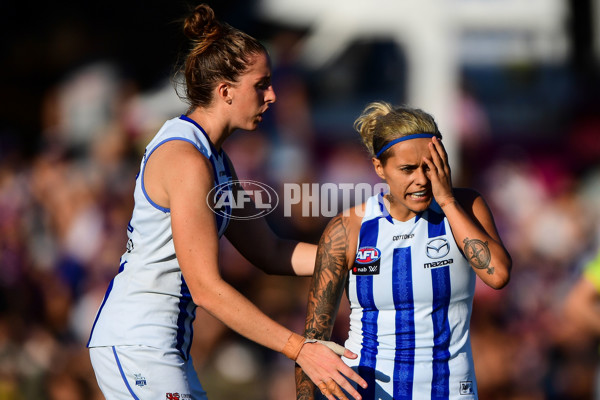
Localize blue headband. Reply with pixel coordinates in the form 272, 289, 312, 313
375, 133, 436, 158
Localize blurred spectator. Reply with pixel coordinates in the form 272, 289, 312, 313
564, 250, 600, 399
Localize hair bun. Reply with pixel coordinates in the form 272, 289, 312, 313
183, 4, 221, 41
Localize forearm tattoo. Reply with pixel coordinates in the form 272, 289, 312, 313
463, 237, 494, 275
296, 215, 350, 400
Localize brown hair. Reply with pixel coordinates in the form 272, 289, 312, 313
354, 101, 442, 163
176, 4, 266, 109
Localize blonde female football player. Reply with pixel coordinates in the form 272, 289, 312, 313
296, 102, 511, 400
87, 4, 366, 400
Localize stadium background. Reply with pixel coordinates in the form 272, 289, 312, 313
1, 0, 600, 398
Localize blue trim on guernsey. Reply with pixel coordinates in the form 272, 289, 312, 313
87, 260, 127, 347
377, 192, 394, 224
175, 277, 195, 360
112, 346, 141, 400
377, 191, 424, 224
141, 137, 204, 213
428, 210, 452, 399
204, 152, 227, 234
356, 217, 381, 400
218, 153, 233, 232
393, 247, 415, 399
179, 114, 222, 157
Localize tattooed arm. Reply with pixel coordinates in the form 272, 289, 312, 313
423, 135, 511, 289
441, 188, 512, 289
296, 213, 355, 400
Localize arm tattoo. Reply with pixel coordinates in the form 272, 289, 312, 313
296, 215, 350, 400
463, 237, 494, 275
305, 215, 349, 339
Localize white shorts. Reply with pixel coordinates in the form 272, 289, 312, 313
89, 345, 207, 400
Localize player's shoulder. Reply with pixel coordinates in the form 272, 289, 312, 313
453, 187, 486, 209
454, 187, 481, 201
152, 139, 210, 163
321, 204, 364, 237
346, 202, 368, 227
149, 140, 213, 184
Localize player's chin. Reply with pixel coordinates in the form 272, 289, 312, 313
245, 118, 262, 131
407, 195, 432, 211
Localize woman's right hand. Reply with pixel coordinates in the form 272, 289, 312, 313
296, 341, 367, 400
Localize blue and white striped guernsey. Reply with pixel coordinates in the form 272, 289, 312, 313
342, 193, 478, 399
87, 115, 232, 360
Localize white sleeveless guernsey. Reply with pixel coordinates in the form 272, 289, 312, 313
343, 193, 478, 400
87, 115, 232, 361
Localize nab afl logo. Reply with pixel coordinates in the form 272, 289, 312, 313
353, 247, 381, 275
355, 247, 381, 264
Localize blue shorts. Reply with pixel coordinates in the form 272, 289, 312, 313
89, 345, 207, 400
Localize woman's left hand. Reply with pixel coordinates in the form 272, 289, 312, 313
423, 136, 454, 206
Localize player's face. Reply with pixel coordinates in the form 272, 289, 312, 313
373, 138, 433, 221
229, 51, 276, 131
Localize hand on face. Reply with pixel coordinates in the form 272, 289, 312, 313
422, 136, 454, 206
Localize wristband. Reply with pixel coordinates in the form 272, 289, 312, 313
282, 332, 305, 361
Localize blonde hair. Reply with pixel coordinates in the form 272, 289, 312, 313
354, 101, 442, 162
176, 4, 266, 109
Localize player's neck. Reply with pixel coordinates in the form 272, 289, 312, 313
186, 108, 231, 151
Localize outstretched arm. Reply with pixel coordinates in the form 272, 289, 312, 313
225, 201, 317, 276
296, 214, 363, 400
224, 164, 317, 276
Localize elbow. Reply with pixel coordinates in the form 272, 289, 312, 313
489, 274, 510, 290
191, 291, 206, 308
489, 262, 512, 290
189, 280, 222, 310
193, 292, 225, 313
488, 251, 512, 290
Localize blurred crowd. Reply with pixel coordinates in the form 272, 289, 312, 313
2, 12, 600, 400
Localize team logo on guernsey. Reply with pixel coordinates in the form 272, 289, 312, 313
352, 247, 381, 275
424, 237, 454, 269
134, 374, 146, 387
460, 380, 474, 395
426, 238, 450, 258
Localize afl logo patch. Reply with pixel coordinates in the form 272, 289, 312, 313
353, 247, 381, 275
426, 238, 450, 259
355, 247, 381, 264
